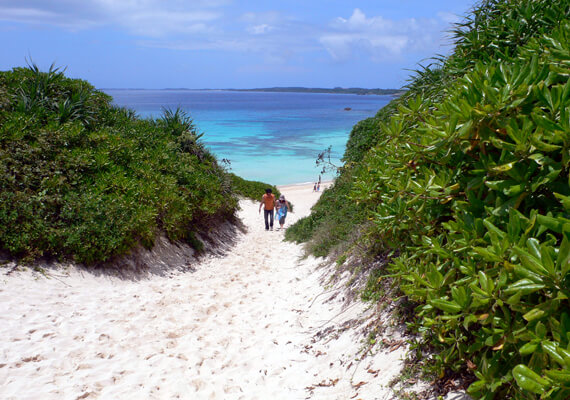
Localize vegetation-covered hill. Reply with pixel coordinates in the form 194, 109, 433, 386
287, 0, 570, 398
226, 87, 401, 96
0, 65, 277, 265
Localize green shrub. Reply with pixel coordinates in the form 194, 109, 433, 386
286, 169, 368, 256
343, 100, 400, 164
228, 173, 280, 202
383, 24, 570, 398
293, 0, 570, 398
0, 64, 238, 263
356, 19, 570, 400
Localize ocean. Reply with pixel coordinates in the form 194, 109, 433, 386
103, 90, 391, 185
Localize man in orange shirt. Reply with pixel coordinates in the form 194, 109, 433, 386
258, 188, 275, 231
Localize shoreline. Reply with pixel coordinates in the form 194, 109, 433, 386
100, 88, 401, 96
277, 180, 333, 191
104, 89, 390, 188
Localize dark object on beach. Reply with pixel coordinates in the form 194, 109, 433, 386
344, 107, 352, 111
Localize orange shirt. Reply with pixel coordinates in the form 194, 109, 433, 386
262, 193, 275, 210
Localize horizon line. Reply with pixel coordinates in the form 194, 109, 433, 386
99, 86, 404, 93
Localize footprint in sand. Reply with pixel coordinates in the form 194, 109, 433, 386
21, 354, 44, 363
191, 379, 205, 391
98, 333, 111, 342
166, 331, 181, 339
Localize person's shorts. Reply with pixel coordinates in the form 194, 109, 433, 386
279, 216, 286, 224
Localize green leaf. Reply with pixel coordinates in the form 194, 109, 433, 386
478, 271, 494, 294
472, 247, 503, 263
483, 219, 506, 240
503, 279, 545, 295
556, 235, 570, 276
513, 263, 545, 284
490, 136, 516, 151
519, 341, 539, 355
507, 208, 522, 244
540, 243, 556, 278
430, 298, 462, 314
536, 321, 547, 339
451, 286, 471, 308
506, 290, 522, 305
554, 192, 570, 212
512, 364, 550, 395
467, 379, 487, 394
469, 279, 491, 298
544, 369, 570, 384
463, 314, 478, 330
490, 162, 515, 173
542, 341, 567, 367
524, 307, 546, 322
527, 238, 542, 260
513, 245, 549, 277
485, 179, 519, 194
537, 214, 570, 234
531, 114, 563, 138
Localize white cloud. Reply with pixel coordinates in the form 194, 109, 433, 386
1, 7, 58, 20
247, 24, 273, 35
0, 2, 460, 66
0, 0, 224, 36
0, 5, 99, 30
117, 10, 220, 37
437, 11, 462, 25
320, 8, 451, 62
333, 8, 391, 31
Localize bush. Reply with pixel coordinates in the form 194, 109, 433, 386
0, 64, 238, 263
293, 0, 570, 398
286, 169, 368, 257
359, 24, 570, 398
228, 173, 280, 202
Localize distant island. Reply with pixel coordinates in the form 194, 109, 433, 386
226, 87, 402, 96
104, 87, 403, 96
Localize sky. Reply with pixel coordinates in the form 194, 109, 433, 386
0, 0, 477, 89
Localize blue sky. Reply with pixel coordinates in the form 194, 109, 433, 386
0, 0, 476, 89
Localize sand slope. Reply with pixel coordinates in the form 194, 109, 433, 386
0, 183, 407, 400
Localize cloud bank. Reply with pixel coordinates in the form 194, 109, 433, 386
0, 1, 458, 63
320, 9, 447, 62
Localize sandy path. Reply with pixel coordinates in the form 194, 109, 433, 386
0, 183, 406, 400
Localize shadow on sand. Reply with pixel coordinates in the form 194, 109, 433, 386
1, 216, 246, 282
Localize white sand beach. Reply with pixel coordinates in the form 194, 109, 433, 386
0, 182, 409, 400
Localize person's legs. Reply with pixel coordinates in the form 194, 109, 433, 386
279, 216, 285, 229
264, 209, 270, 230
264, 209, 275, 230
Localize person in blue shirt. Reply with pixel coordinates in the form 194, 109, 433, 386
276, 194, 291, 230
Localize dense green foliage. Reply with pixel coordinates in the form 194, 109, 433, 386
229, 87, 401, 95
343, 101, 398, 164
228, 173, 280, 202
0, 64, 239, 263
285, 169, 368, 257
288, 0, 570, 398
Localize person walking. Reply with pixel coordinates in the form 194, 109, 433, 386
274, 198, 281, 224
276, 194, 291, 231
259, 188, 276, 231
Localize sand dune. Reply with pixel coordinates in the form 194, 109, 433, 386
0, 183, 408, 400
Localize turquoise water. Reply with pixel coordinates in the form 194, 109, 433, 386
104, 90, 391, 185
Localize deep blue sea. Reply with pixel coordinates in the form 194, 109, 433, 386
103, 90, 391, 185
